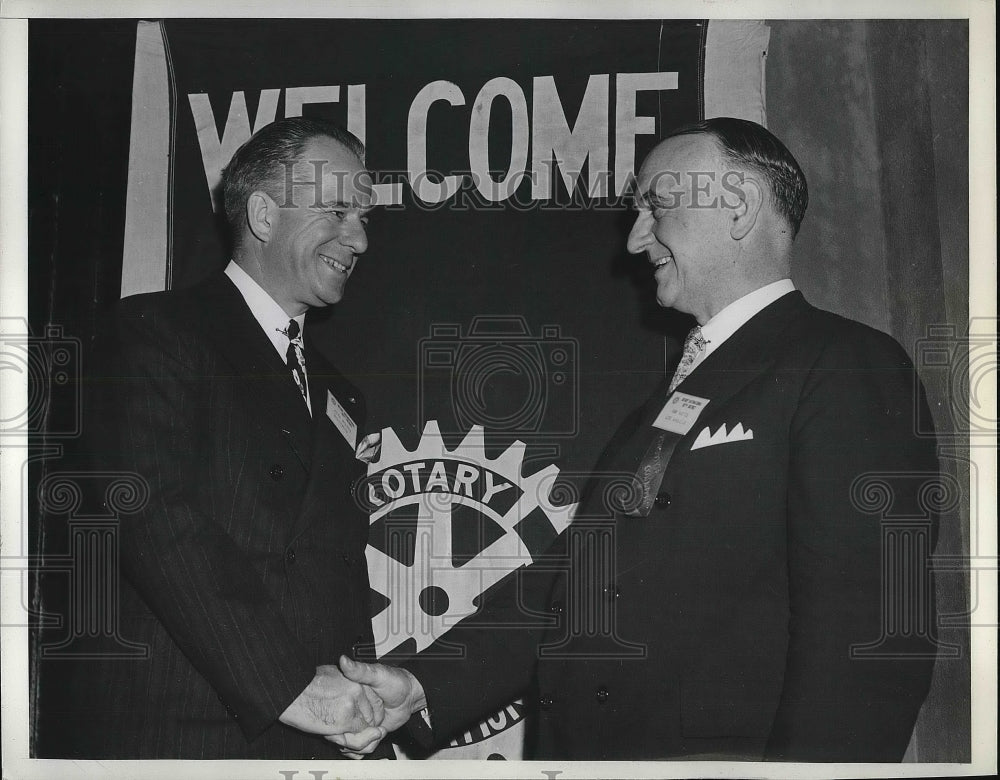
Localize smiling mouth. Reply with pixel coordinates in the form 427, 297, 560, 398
650, 255, 672, 269
320, 254, 352, 274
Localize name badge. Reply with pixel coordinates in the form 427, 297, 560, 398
652, 392, 710, 435
326, 390, 358, 448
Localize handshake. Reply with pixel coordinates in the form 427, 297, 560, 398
278, 655, 427, 757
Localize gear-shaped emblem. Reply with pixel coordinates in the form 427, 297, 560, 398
364, 421, 576, 657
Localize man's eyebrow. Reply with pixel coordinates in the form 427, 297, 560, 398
315, 200, 374, 212
634, 190, 670, 209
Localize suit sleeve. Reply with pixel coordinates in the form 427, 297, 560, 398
765, 330, 939, 760
401, 537, 565, 749
401, 391, 655, 749
109, 304, 315, 739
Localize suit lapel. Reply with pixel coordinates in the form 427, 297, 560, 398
611, 292, 809, 502
191, 274, 315, 468
287, 336, 366, 543
673, 291, 807, 419
304, 336, 365, 459
616, 376, 675, 477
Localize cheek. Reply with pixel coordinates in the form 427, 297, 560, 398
652, 221, 678, 249
650, 221, 668, 245
293, 224, 332, 255
655, 213, 701, 250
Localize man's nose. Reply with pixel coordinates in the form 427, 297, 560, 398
626, 211, 653, 255
341, 218, 368, 255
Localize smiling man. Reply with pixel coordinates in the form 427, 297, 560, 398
228, 129, 371, 312
628, 126, 800, 323
338, 118, 942, 762
64, 118, 389, 759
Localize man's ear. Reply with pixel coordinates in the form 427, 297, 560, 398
730, 175, 763, 241
246, 191, 276, 243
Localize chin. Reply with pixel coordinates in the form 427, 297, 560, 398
655, 288, 676, 309
316, 282, 347, 306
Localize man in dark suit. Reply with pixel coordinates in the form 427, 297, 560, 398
64, 118, 389, 758
338, 118, 941, 761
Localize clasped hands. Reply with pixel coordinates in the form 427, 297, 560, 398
278, 655, 425, 757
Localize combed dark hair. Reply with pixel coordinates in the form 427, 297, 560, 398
220, 117, 365, 238
666, 117, 809, 237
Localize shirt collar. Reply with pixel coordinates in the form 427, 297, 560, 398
700, 279, 796, 354
224, 260, 306, 359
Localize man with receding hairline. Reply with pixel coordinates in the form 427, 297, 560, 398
64, 117, 391, 759
339, 118, 939, 762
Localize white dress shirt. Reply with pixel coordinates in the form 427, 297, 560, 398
687, 279, 796, 377
224, 260, 311, 413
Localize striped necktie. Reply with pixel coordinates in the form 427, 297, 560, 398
668, 326, 707, 393
627, 326, 708, 516
285, 319, 308, 406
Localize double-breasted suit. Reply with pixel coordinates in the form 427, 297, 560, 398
64, 272, 389, 759
405, 291, 939, 761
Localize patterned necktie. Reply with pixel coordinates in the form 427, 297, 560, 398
284, 319, 308, 406
628, 326, 708, 516
668, 325, 707, 393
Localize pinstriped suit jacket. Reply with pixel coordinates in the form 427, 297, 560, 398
65, 273, 391, 759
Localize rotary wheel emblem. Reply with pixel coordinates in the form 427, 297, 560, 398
363, 421, 577, 656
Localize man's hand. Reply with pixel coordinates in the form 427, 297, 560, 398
338, 655, 427, 738
278, 664, 386, 753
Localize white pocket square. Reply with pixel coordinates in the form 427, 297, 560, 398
690, 422, 754, 450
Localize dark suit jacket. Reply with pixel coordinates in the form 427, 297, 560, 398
64, 273, 390, 759
405, 291, 939, 761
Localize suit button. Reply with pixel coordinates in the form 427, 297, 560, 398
654, 491, 671, 508
602, 583, 620, 599
269, 464, 284, 481
539, 697, 554, 709
348, 396, 357, 405
286, 548, 296, 564
596, 687, 609, 702
549, 600, 563, 614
